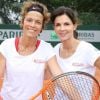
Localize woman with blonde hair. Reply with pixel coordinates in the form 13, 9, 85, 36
0, 1, 63, 100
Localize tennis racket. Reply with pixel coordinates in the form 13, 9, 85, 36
30, 71, 100, 100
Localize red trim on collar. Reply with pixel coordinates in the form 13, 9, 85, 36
15, 37, 19, 51
15, 38, 40, 52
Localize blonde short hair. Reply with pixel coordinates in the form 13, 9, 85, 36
20, 0, 50, 28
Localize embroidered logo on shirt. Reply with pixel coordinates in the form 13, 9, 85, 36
33, 59, 46, 63
72, 63, 85, 66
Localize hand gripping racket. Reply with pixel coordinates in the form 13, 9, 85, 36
30, 71, 100, 100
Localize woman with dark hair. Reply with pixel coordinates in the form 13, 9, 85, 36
50, 6, 100, 99
51, 6, 100, 79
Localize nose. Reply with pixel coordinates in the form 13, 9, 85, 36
31, 21, 36, 27
60, 25, 65, 31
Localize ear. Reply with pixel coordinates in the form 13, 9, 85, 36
19, 20, 23, 29
73, 23, 78, 31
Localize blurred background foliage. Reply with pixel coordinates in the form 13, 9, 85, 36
0, 0, 100, 25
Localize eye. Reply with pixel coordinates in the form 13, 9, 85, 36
25, 18, 33, 22
54, 23, 60, 27
36, 20, 42, 25
64, 22, 70, 25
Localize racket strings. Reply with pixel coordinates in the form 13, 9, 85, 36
56, 75, 81, 99
66, 74, 100, 100
30, 72, 100, 100
72, 75, 92, 99
42, 73, 100, 100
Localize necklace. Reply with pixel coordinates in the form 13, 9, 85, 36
15, 37, 40, 55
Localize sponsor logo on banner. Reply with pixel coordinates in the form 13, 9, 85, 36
0, 29, 100, 42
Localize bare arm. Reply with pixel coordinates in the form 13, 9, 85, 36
94, 57, 100, 99
46, 55, 63, 77
47, 55, 82, 100
94, 57, 100, 69
95, 68, 100, 84
44, 63, 52, 80
0, 53, 6, 89
94, 57, 100, 84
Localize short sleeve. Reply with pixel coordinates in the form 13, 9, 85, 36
0, 40, 7, 57
86, 43, 100, 66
